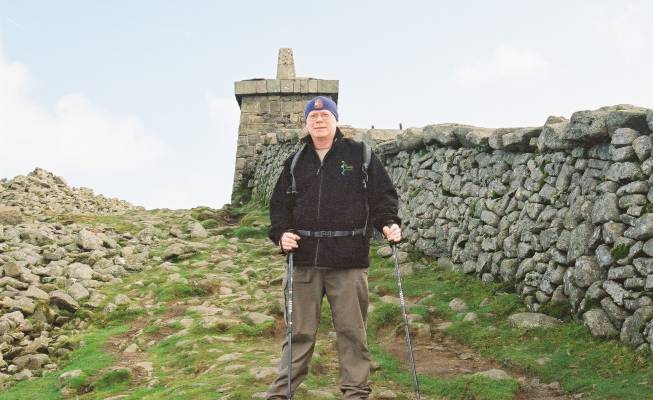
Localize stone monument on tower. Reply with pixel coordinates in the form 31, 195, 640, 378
231, 48, 339, 203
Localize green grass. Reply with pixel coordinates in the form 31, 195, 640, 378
47, 212, 144, 235
369, 302, 402, 333
0, 325, 129, 400
153, 282, 208, 302
367, 243, 653, 400
611, 243, 630, 260
229, 321, 275, 338
94, 368, 132, 391
218, 225, 269, 239
101, 307, 147, 324
10, 204, 653, 400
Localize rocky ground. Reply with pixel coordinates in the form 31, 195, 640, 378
0, 168, 630, 399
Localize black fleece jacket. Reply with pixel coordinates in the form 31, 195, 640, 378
268, 128, 400, 268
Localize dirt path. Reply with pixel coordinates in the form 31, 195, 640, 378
378, 318, 576, 400
100, 303, 187, 386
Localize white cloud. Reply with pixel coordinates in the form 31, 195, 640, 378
595, 2, 647, 52
453, 44, 548, 86
0, 42, 165, 175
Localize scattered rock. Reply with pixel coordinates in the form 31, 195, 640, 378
50, 290, 80, 312
0, 206, 23, 225
376, 246, 393, 258
507, 313, 561, 330
77, 229, 103, 250
189, 222, 208, 239
245, 312, 275, 325
472, 369, 512, 380
448, 298, 468, 313
123, 343, 140, 353
250, 366, 277, 381
375, 389, 398, 399
583, 309, 619, 338
59, 369, 85, 383
217, 353, 242, 363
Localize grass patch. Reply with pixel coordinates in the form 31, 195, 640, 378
319, 298, 334, 332
153, 282, 208, 302
368, 242, 653, 400
59, 374, 92, 394
611, 243, 630, 260
0, 325, 128, 400
47, 213, 143, 235
143, 324, 162, 334
539, 300, 573, 322
229, 321, 275, 338
101, 307, 147, 324
369, 302, 402, 333
238, 207, 270, 227
200, 219, 220, 229
218, 225, 269, 239
94, 368, 132, 391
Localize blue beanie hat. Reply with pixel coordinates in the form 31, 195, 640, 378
304, 96, 338, 121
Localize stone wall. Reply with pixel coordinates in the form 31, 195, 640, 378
247, 104, 653, 349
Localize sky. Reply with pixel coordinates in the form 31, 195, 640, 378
0, 1, 651, 209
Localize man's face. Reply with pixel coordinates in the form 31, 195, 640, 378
306, 110, 337, 140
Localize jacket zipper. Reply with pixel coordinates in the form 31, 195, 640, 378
312, 137, 338, 267
314, 160, 323, 266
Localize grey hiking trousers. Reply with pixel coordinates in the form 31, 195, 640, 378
266, 266, 372, 399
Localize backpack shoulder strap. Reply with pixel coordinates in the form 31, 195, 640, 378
287, 143, 307, 195
360, 142, 373, 235
361, 142, 372, 189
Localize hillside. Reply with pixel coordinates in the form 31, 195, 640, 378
0, 169, 651, 399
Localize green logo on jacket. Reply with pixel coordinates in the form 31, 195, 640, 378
340, 161, 353, 175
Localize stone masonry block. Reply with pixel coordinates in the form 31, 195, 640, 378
308, 79, 318, 93
281, 79, 294, 93
266, 79, 280, 93
281, 101, 294, 113
247, 114, 264, 124
257, 99, 269, 114
255, 80, 267, 94
234, 80, 257, 95
318, 80, 339, 93
247, 134, 261, 145
241, 100, 259, 113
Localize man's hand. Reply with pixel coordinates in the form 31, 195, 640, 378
383, 224, 401, 243
280, 232, 301, 252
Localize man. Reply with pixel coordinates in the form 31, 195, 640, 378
266, 96, 401, 399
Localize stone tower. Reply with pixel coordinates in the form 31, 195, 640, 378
231, 48, 339, 203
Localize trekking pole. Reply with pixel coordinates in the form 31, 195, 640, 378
391, 242, 421, 399
285, 250, 294, 400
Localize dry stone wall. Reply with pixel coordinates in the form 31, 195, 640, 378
248, 104, 653, 350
